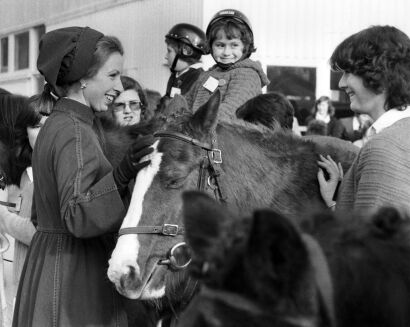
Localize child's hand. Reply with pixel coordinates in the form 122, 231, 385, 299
317, 154, 343, 207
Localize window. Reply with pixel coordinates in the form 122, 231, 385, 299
267, 66, 316, 125
1, 37, 8, 73
15, 31, 29, 70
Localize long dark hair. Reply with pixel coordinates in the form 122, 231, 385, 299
236, 92, 295, 130
0, 93, 41, 185
312, 96, 336, 117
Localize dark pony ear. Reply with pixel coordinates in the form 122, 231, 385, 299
190, 90, 221, 136
157, 94, 190, 117
152, 94, 191, 129
182, 190, 232, 268
246, 210, 308, 284
371, 206, 406, 237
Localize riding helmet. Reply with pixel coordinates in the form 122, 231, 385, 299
165, 23, 207, 58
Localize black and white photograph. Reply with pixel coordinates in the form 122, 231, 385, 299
1, 0, 410, 326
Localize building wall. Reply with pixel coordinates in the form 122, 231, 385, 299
0, 0, 204, 95
0, 0, 134, 33
46, 0, 204, 94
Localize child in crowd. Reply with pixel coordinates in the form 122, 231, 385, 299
164, 23, 206, 97
185, 9, 270, 120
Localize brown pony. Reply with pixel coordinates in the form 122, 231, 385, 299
107, 91, 358, 323
178, 191, 334, 327
302, 206, 410, 327
179, 191, 410, 327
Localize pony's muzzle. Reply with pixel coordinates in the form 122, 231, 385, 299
117, 265, 143, 295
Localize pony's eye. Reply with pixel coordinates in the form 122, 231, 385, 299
165, 177, 186, 189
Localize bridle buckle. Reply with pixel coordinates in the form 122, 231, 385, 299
162, 224, 179, 236
211, 149, 222, 164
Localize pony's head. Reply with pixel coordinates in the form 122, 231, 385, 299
106, 90, 358, 309
107, 92, 221, 300
0, 93, 41, 186
178, 191, 333, 327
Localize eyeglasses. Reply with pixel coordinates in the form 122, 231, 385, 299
113, 100, 143, 112
158, 242, 192, 271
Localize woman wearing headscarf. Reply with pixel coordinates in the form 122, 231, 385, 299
12, 26, 154, 327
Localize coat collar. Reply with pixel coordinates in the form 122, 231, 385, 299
53, 98, 95, 125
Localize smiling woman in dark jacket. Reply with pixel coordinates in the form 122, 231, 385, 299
12, 26, 153, 327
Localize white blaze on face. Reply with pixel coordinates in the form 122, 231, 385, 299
108, 140, 162, 286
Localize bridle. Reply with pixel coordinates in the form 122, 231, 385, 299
117, 130, 227, 271
154, 131, 226, 203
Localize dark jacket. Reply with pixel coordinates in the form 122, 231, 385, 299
165, 66, 204, 97
13, 98, 128, 327
306, 115, 347, 139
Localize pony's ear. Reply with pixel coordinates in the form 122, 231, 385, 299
157, 94, 190, 117
246, 210, 308, 285
182, 190, 232, 267
371, 206, 406, 237
190, 90, 221, 135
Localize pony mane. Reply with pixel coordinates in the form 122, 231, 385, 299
155, 112, 322, 223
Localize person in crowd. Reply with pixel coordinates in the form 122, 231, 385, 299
144, 88, 162, 120
318, 25, 410, 216
12, 26, 154, 327
164, 23, 206, 98
339, 113, 373, 142
111, 75, 148, 126
306, 96, 346, 139
236, 92, 295, 131
306, 119, 328, 136
185, 8, 270, 120
351, 114, 373, 148
0, 93, 44, 325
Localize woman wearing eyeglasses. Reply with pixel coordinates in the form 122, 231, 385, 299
112, 75, 148, 126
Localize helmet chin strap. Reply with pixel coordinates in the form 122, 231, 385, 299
170, 54, 180, 73
216, 61, 234, 70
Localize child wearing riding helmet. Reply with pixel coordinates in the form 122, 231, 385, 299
164, 23, 206, 97
185, 9, 270, 120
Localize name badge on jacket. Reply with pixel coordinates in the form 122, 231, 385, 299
170, 87, 181, 98
203, 77, 219, 92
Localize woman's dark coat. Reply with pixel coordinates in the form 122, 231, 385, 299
13, 98, 128, 327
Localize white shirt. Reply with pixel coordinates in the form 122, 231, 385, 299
369, 106, 410, 136
176, 62, 203, 78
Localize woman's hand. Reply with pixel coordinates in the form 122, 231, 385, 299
317, 154, 343, 207
113, 135, 155, 191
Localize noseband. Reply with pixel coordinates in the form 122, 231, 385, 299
118, 131, 226, 270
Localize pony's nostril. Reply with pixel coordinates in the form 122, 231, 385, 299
119, 265, 142, 291
127, 265, 136, 278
